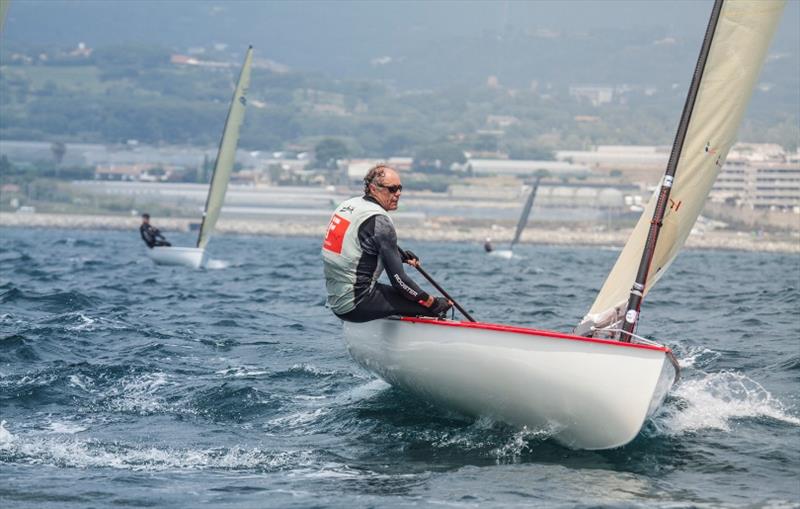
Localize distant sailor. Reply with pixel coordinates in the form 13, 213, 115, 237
484, 237, 493, 253
322, 164, 452, 322
139, 213, 171, 249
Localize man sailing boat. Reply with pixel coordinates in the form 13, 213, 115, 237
322, 164, 452, 322
139, 213, 171, 249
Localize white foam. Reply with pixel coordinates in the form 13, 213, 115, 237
47, 421, 88, 434
105, 372, 171, 415
0, 422, 315, 471
66, 313, 96, 331
653, 370, 800, 435
0, 420, 15, 446
336, 379, 389, 403
69, 374, 93, 392
205, 259, 230, 270
289, 363, 339, 377
266, 408, 330, 428
678, 346, 721, 369
215, 366, 269, 378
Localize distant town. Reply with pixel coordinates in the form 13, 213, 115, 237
1, 138, 797, 234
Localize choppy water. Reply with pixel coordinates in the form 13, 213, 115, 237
1, 227, 798, 508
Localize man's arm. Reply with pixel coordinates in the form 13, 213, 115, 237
374, 216, 430, 304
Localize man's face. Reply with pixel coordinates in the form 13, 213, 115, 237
370, 168, 402, 211
142, 217, 149, 224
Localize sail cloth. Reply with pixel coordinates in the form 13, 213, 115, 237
577, 0, 785, 334
197, 47, 254, 250
511, 179, 541, 249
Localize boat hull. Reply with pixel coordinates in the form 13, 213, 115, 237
147, 246, 206, 269
343, 317, 677, 450
488, 249, 514, 259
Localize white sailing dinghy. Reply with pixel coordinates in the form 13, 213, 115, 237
342, 0, 784, 450
148, 47, 253, 269
489, 177, 541, 259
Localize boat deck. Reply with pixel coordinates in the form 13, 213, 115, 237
399, 316, 671, 353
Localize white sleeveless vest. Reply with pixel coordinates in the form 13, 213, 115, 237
321, 196, 392, 314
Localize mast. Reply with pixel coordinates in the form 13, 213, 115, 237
619, 0, 724, 341
510, 177, 541, 249
196, 46, 253, 249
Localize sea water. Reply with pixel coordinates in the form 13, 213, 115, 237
1, 228, 798, 508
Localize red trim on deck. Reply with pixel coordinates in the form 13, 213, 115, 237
399, 317, 670, 353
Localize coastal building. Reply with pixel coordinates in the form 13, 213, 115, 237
94, 164, 179, 182
464, 158, 590, 178
568, 85, 614, 106
710, 144, 800, 212
345, 158, 413, 181
555, 145, 670, 171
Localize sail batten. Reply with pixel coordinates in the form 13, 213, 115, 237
576, 0, 785, 336
196, 47, 254, 250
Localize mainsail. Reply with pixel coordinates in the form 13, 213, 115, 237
576, 0, 785, 336
510, 178, 541, 249
196, 46, 254, 250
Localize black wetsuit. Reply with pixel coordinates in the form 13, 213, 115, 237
336, 197, 433, 323
140, 223, 171, 249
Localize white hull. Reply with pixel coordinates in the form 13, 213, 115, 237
488, 249, 514, 259
147, 246, 206, 269
343, 317, 677, 450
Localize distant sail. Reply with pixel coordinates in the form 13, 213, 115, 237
510, 178, 540, 249
577, 0, 785, 334
0, 0, 10, 35
197, 47, 253, 250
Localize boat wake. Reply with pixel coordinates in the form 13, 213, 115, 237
488, 250, 517, 260
650, 370, 800, 436
205, 259, 230, 270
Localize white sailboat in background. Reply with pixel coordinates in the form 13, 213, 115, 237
489, 177, 541, 259
343, 0, 784, 450
148, 46, 253, 269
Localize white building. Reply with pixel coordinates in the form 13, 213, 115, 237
711, 145, 800, 211
466, 159, 590, 177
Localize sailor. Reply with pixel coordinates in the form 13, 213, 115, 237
139, 213, 172, 249
483, 237, 493, 253
322, 164, 452, 322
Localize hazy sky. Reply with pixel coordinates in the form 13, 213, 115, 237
3, 0, 798, 89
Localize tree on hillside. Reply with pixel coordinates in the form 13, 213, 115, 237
413, 143, 466, 173
314, 138, 349, 169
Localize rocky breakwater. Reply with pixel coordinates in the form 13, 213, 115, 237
1, 212, 798, 253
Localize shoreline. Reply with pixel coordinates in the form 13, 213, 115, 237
2, 212, 798, 253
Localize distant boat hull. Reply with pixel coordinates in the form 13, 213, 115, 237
343, 317, 677, 450
488, 249, 514, 259
147, 246, 206, 269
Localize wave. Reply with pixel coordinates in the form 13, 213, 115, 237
191, 384, 283, 422
0, 288, 98, 313
650, 370, 800, 435
0, 333, 40, 362
0, 420, 315, 472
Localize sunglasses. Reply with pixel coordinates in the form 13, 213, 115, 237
376, 183, 403, 194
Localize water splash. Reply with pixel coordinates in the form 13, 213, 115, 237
652, 370, 800, 435
206, 259, 230, 270
0, 422, 315, 472
103, 372, 171, 415
0, 420, 14, 447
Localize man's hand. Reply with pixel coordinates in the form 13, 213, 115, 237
400, 249, 419, 267
428, 297, 453, 317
